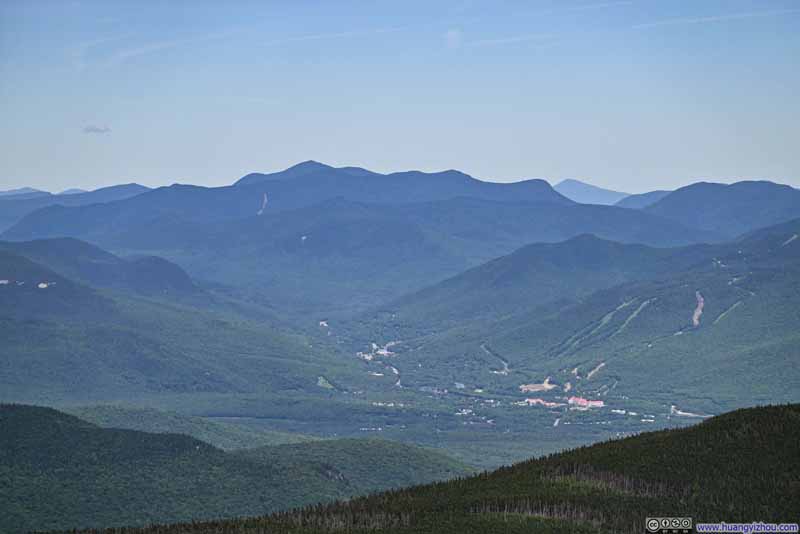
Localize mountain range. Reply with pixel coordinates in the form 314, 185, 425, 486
0, 186, 88, 197
3, 163, 752, 316
0, 183, 150, 233
2, 162, 799, 532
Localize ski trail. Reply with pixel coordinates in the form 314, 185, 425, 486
257, 193, 269, 215
713, 301, 742, 325
562, 301, 635, 352
610, 299, 651, 338
589, 301, 635, 337
586, 362, 605, 380
482, 344, 510, 375
551, 301, 636, 360
692, 291, 705, 327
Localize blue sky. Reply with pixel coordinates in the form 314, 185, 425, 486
1, 0, 798, 193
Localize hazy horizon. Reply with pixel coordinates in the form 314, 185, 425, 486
2, 0, 798, 193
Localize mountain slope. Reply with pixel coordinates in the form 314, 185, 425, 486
644, 180, 800, 237
334, 218, 800, 433
0, 242, 365, 403
485, 250, 800, 413
64, 405, 314, 449
614, 189, 671, 209
129, 197, 717, 315
75, 404, 800, 534
357, 234, 709, 337
0, 249, 107, 319
554, 179, 629, 205
0, 287, 358, 402
0, 404, 471, 533
2, 195, 716, 317
0, 183, 150, 232
236, 438, 471, 497
2, 162, 571, 244
0, 238, 196, 295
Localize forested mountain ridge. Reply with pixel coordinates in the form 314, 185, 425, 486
2, 194, 715, 316
0, 404, 471, 534
63, 405, 315, 450
0, 239, 363, 403
0, 237, 196, 296
643, 180, 800, 237
0, 184, 150, 233
53, 403, 800, 534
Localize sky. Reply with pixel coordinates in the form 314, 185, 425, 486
0, 0, 798, 194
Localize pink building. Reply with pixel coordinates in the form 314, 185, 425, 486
568, 396, 605, 408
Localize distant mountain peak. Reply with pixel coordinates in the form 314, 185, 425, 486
554, 179, 629, 205
288, 160, 333, 171
555, 179, 588, 187
0, 187, 51, 200
564, 233, 611, 244
58, 188, 88, 195
644, 179, 800, 237
440, 169, 473, 180
235, 160, 337, 186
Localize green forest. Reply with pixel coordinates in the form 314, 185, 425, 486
24, 404, 800, 534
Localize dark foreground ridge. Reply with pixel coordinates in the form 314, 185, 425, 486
50, 404, 800, 534
0, 405, 470, 533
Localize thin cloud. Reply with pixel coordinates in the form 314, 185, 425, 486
93, 23, 413, 67
104, 26, 245, 66
260, 24, 412, 47
633, 8, 800, 29
110, 38, 188, 63
469, 33, 553, 48
83, 125, 111, 134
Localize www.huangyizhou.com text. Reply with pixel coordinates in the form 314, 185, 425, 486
695, 522, 799, 533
